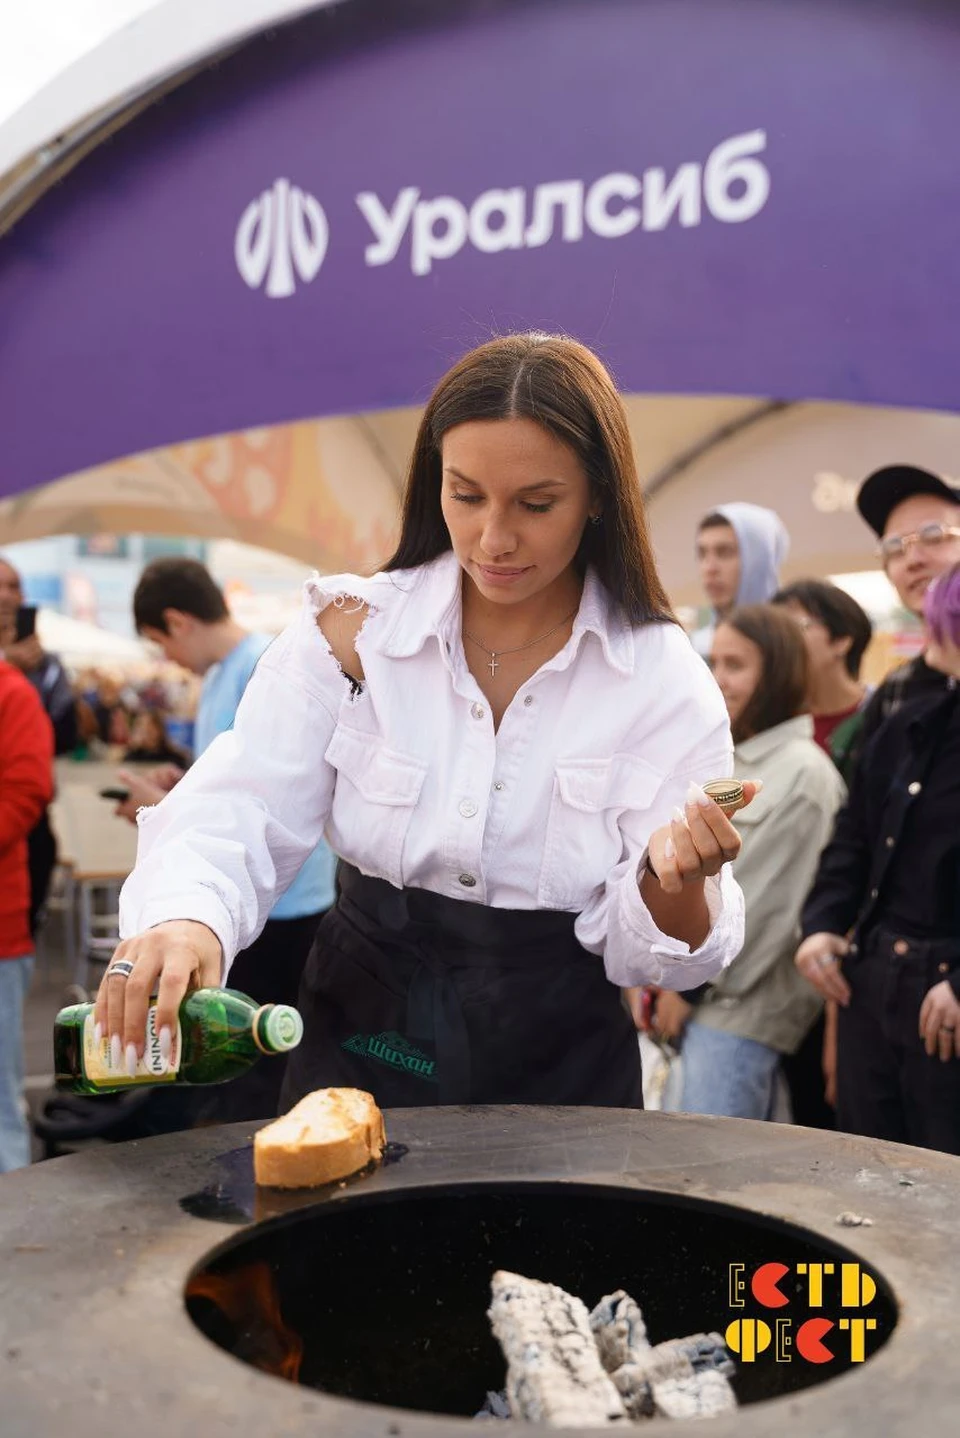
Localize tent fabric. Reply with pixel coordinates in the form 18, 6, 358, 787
36, 607, 148, 664
3, 396, 960, 604
0, 1, 323, 180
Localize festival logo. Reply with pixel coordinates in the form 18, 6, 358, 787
725, 1261, 880, 1366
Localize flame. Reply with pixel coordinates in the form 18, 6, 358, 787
186, 1261, 303, 1382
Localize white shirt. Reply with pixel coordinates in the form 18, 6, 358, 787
119, 552, 745, 990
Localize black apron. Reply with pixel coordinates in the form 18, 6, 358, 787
280, 863, 643, 1109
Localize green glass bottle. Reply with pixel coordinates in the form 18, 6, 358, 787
53, 987, 304, 1095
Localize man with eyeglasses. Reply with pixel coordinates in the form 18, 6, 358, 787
851, 465, 960, 745
795, 464, 960, 1143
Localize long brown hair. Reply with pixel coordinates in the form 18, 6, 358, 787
721, 604, 809, 744
384, 333, 674, 625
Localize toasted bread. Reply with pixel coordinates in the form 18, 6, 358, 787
253, 1087, 386, 1189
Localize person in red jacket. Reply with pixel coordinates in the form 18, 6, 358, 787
0, 661, 54, 1173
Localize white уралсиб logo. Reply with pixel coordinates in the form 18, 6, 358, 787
234, 178, 328, 297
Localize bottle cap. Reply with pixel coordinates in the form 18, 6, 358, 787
703, 779, 745, 816
254, 1005, 304, 1054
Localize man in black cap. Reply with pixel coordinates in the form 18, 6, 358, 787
850, 464, 960, 748
794, 464, 960, 1145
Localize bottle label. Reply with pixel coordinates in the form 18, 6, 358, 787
82, 1009, 181, 1086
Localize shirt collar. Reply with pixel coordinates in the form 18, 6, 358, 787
376, 551, 635, 676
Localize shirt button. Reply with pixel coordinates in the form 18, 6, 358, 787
458, 799, 478, 818
471, 702, 485, 720
893, 939, 910, 956
908, 781, 922, 795
458, 873, 476, 888
493, 781, 505, 792
870, 888, 879, 900
885, 836, 895, 848
939, 963, 950, 974
523, 695, 533, 707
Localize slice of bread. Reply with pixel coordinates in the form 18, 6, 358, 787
253, 1087, 386, 1189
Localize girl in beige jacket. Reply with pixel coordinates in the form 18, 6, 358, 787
656, 604, 845, 1120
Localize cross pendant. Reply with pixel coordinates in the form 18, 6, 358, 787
488, 654, 499, 677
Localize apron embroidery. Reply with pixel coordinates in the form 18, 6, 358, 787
341, 1030, 438, 1082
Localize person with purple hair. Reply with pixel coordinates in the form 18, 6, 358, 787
795, 561, 960, 1153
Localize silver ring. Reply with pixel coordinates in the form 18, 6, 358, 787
108, 959, 135, 979
816, 954, 837, 968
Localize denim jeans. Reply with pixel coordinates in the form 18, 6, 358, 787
0, 955, 34, 1173
665, 1018, 781, 1121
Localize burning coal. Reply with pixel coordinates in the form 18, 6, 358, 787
185, 1261, 303, 1382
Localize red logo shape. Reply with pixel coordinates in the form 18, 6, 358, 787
796, 1317, 835, 1364
751, 1261, 790, 1309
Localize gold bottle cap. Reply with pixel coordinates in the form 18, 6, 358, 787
703, 779, 745, 816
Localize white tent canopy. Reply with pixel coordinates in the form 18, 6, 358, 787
0, 0, 329, 182
37, 607, 148, 665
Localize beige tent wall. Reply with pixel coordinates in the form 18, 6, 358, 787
1, 397, 958, 601
646, 400, 960, 607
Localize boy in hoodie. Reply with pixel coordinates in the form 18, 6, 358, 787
691, 503, 790, 659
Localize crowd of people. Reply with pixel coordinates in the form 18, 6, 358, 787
642, 462, 960, 1155
1, 334, 959, 1175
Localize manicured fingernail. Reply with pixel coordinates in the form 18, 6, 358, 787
110, 1034, 122, 1069
753, 778, 764, 792
125, 1043, 138, 1078
94, 1022, 103, 1046
664, 838, 676, 860
672, 806, 687, 825
159, 1026, 172, 1063
686, 781, 711, 807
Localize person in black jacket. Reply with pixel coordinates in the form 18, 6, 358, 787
796, 562, 960, 1153
0, 557, 78, 931
849, 465, 960, 763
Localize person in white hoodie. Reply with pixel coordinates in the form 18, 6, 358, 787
690, 503, 790, 659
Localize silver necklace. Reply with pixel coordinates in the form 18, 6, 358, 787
463, 606, 579, 678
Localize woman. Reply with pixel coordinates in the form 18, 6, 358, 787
652, 606, 845, 1120
97, 333, 754, 1110
797, 562, 960, 1153
773, 578, 873, 784
772, 578, 873, 1128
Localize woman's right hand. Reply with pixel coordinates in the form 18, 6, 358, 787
93, 921, 223, 1076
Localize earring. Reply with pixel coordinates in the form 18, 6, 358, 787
590, 514, 602, 526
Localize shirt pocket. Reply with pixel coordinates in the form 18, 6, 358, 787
538, 754, 664, 909
324, 725, 427, 888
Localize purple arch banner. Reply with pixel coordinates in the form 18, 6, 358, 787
2, 0, 960, 498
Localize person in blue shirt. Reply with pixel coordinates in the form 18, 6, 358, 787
115, 557, 336, 1123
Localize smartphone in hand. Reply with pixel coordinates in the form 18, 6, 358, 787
98, 787, 131, 803
15, 605, 37, 642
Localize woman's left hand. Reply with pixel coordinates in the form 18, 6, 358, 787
919, 980, 960, 1060
645, 780, 761, 896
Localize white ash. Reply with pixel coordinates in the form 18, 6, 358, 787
483, 1278, 737, 1424
590, 1290, 736, 1421
487, 1271, 629, 1426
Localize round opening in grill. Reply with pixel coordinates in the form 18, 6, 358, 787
184, 1180, 896, 1417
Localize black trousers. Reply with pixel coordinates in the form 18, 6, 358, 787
781, 1010, 835, 1131
837, 928, 960, 1154
282, 865, 643, 1111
